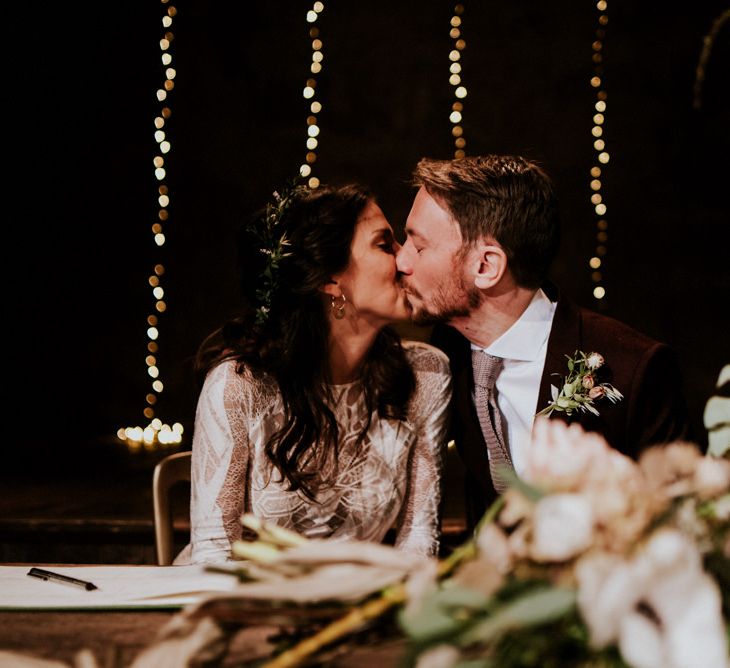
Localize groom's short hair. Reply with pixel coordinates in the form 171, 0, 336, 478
412, 155, 561, 289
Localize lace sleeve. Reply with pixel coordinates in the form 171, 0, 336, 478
395, 341, 453, 556
188, 361, 252, 564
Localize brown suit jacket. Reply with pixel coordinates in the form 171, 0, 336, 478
431, 287, 692, 530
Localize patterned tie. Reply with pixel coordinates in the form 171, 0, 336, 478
472, 350, 513, 493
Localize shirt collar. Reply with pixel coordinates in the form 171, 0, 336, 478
471, 288, 556, 362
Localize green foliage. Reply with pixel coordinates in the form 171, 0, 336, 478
399, 581, 630, 668
247, 175, 308, 325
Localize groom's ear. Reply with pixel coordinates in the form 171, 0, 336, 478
473, 240, 507, 289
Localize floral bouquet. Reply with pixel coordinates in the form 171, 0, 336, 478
398, 419, 730, 667
239, 420, 729, 668
127, 420, 729, 668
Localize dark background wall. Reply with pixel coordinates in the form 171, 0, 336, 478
6, 1, 729, 473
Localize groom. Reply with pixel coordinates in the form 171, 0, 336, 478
396, 154, 691, 529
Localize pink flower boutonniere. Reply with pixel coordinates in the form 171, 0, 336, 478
537, 350, 623, 417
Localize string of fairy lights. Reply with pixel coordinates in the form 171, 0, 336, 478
448, 4, 468, 159
693, 9, 730, 110
118, 0, 183, 450
444, 4, 467, 459
301, 2, 325, 189
588, 0, 610, 306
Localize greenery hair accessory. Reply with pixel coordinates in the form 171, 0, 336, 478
247, 175, 308, 325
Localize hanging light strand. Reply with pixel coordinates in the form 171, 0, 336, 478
588, 0, 610, 307
448, 4, 468, 158
301, 2, 325, 189
118, 0, 183, 450
693, 9, 730, 110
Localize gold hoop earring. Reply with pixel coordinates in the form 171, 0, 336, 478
331, 293, 347, 319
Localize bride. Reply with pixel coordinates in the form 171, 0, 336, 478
176, 179, 452, 564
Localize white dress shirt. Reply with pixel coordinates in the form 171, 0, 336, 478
471, 289, 557, 476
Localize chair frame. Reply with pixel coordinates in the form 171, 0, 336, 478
152, 450, 192, 565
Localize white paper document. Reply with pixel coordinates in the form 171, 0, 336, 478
0, 565, 240, 610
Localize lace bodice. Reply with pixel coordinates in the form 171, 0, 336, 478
178, 340, 452, 564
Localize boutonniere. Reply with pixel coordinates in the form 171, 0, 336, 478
537, 350, 623, 417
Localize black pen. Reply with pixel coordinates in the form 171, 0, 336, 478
27, 567, 98, 591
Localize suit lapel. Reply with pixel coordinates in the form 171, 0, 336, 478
536, 294, 584, 417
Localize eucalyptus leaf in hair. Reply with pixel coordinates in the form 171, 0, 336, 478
248, 175, 309, 324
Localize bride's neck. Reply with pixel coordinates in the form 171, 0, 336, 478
326, 323, 380, 384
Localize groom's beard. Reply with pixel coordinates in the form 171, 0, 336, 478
404, 273, 482, 326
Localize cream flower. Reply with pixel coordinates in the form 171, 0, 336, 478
450, 523, 511, 598
475, 522, 513, 574
639, 442, 703, 499
530, 493, 594, 562
415, 644, 459, 668
618, 529, 729, 668
580, 447, 655, 552
450, 557, 505, 599
619, 574, 728, 668
578, 528, 729, 668
528, 419, 654, 553
576, 552, 639, 647
694, 456, 730, 500
526, 418, 616, 492
585, 352, 605, 369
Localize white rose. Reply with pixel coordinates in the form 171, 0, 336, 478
618, 529, 729, 668
619, 572, 728, 668
530, 493, 594, 562
576, 552, 640, 648
618, 609, 667, 668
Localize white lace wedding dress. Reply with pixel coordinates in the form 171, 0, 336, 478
174, 340, 452, 564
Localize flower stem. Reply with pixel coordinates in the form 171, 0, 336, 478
261, 587, 405, 668
261, 497, 506, 667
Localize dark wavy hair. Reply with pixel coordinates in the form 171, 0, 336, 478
413, 155, 561, 288
196, 183, 415, 498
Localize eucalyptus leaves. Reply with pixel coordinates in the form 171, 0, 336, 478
537, 350, 623, 417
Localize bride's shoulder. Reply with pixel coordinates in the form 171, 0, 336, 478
401, 339, 450, 377
204, 358, 278, 400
